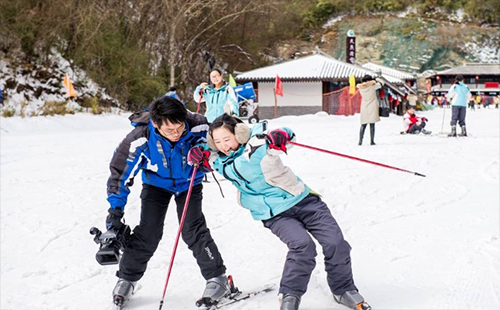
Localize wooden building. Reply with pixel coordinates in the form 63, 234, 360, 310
429, 63, 500, 98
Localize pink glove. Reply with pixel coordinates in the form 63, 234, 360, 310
188, 146, 212, 172
266, 129, 291, 153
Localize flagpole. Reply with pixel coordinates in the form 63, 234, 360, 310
274, 74, 279, 118
274, 88, 277, 118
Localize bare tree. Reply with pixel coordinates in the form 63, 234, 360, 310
124, 0, 271, 91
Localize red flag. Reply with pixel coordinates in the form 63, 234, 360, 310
275, 75, 283, 97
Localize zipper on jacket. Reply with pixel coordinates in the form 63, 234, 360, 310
170, 144, 176, 187
181, 143, 187, 169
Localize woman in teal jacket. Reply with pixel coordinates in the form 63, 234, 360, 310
446, 75, 471, 137
193, 69, 239, 122
187, 114, 371, 310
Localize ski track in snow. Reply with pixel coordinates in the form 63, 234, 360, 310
1, 109, 499, 310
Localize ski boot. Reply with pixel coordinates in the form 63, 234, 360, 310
421, 129, 432, 135
280, 293, 301, 310
195, 274, 233, 307
112, 278, 137, 308
448, 125, 457, 137
459, 125, 467, 137
334, 290, 372, 310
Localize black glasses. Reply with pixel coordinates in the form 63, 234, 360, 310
159, 123, 186, 137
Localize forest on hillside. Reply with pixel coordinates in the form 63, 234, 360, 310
1, 0, 499, 109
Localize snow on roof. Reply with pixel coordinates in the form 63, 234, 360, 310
360, 66, 406, 85
362, 62, 416, 80
437, 63, 500, 75
234, 53, 375, 81
380, 74, 407, 84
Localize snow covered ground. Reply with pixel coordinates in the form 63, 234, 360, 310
1, 107, 499, 310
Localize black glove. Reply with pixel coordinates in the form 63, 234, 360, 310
106, 208, 124, 230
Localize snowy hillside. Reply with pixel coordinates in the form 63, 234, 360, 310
1, 108, 499, 310
0, 52, 120, 117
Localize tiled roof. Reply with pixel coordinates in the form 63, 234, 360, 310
437, 63, 500, 75
362, 62, 416, 80
235, 53, 375, 81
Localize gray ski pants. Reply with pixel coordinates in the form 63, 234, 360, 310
262, 194, 357, 296
450, 106, 466, 127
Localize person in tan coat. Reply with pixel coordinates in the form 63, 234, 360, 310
357, 75, 384, 145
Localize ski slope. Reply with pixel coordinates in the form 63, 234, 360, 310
1, 107, 499, 310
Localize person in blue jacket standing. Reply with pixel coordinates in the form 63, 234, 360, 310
187, 114, 371, 310
193, 69, 239, 122
446, 75, 471, 137
164, 86, 182, 102
105, 96, 231, 307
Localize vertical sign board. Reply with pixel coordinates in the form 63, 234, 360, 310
346, 30, 356, 64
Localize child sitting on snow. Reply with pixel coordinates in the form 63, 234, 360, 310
401, 107, 431, 135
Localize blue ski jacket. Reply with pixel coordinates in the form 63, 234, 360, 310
446, 82, 471, 107
193, 83, 239, 122
106, 111, 208, 211
210, 126, 310, 220
164, 91, 182, 102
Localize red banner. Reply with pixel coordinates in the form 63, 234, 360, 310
275, 75, 283, 97
485, 82, 499, 88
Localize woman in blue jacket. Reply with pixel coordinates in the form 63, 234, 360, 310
446, 75, 472, 137
193, 69, 239, 122
188, 114, 371, 310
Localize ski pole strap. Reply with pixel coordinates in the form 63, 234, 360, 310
211, 171, 225, 198
289, 141, 426, 177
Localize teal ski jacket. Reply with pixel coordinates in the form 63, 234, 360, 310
194, 83, 239, 122
210, 126, 310, 220
446, 82, 471, 107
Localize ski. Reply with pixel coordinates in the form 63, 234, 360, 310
200, 283, 276, 310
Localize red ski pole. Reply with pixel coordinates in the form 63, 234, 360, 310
159, 165, 198, 310
289, 141, 425, 177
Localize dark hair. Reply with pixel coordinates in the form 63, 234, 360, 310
169, 86, 176, 92
455, 75, 464, 83
362, 74, 375, 82
209, 114, 242, 137
210, 68, 223, 76
149, 96, 186, 126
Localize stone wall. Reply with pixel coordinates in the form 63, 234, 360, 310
258, 106, 323, 120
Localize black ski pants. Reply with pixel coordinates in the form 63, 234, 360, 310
408, 122, 426, 134
262, 194, 357, 296
117, 183, 226, 282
